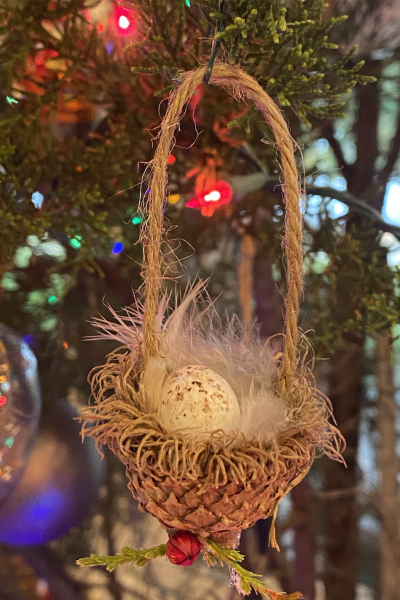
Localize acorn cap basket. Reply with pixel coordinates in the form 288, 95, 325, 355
82, 63, 344, 551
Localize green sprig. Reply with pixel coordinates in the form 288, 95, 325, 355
77, 536, 303, 599
77, 544, 167, 572
205, 539, 302, 600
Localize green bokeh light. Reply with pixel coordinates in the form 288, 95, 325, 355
69, 238, 81, 249
5, 437, 14, 448
132, 215, 143, 225
48, 295, 58, 305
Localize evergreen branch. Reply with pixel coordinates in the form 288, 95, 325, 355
76, 544, 167, 572
261, 180, 400, 239
304, 186, 400, 237
205, 540, 302, 600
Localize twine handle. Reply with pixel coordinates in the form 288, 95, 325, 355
141, 64, 302, 390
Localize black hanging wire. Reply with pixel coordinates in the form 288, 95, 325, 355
203, 0, 227, 84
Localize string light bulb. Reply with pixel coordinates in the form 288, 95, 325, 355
186, 181, 232, 217
204, 190, 221, 202
112, 242, 123, 255
115, 6, 134, 36
118, 15, 130, 29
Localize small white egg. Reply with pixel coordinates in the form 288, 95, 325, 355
159, 365, 240, 438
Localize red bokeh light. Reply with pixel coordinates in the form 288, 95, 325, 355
186, 181, 232, 217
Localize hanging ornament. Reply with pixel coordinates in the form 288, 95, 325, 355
77, 64, 344, 600
13, 45, 96, 142
0, 399, 105, 545
14, 49, 59, 98
0, 324, 41, 508
54, 85, 96, 141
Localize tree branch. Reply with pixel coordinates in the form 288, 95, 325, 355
229, 146, 400, 238
379, 111, 400, 185
366, 105, 400, 212
322, 122, 352, 181
351, 72, 380, 197
262, 181, 400, 238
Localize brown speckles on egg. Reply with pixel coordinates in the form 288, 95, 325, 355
158, 365, 240, 438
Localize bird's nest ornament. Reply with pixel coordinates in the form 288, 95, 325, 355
78, 64, 345, 599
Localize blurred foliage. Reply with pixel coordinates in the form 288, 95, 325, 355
0, 0, 373, 266
304, 224, 400, 351
129, 0, 373, 124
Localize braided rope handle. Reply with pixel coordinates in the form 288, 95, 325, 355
141, 63, 302, 390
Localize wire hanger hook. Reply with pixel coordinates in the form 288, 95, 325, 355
203, 0, 226, 85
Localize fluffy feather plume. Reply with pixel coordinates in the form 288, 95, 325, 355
90, 282, 286, 443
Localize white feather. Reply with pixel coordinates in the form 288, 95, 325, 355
92, 281, 286, 442
141, 357, 167, 414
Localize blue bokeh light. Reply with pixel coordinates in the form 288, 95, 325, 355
331, 176, 347, 191
0, 488, 68, 545
112, 242, 123, 255
315, 138, 329, 154
31, 191, 44, 209
22, 334, 37, 349
327, 200, 349, 219
314, 174, 330, 187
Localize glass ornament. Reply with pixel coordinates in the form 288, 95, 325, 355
0, 398, 105, 545
0, 324, 41, 507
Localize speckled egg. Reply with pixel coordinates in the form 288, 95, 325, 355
159, 365, 240, 438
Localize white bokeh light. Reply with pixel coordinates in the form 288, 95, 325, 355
204, 190, 221, 202
31, 191, 44, 209
383, 180, 400, 225
118, 15, 130, 29
382, 180, 400, 266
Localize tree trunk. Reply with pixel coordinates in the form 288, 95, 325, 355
351, 77, 379, 198
238, 235, 257, 327
291, 479, 317, 600
233, 241, 288, 600
253, 244, 283, 339
376, 333, 400, 600
324, 342, 364, 600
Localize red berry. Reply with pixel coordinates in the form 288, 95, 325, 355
166, 530, 202, 567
